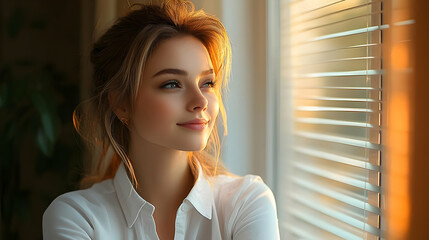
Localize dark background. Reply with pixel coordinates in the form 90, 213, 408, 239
1, 1, 87, 239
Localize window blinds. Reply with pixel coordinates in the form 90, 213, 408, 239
279, 0, 383, 239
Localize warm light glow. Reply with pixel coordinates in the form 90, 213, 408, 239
386, 92, 411, 238
384, 2, 413, 236
392, 43, 409, 70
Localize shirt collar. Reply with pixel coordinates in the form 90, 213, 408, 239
113, 160, 214, 228
113, 163, 149, 228
184, 160, 213, 220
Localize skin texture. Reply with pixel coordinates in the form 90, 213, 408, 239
115, 35, 219, 239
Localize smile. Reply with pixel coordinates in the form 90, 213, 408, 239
176, 122, 208, 131
177, 118, 209, 131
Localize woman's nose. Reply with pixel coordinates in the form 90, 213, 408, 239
187, 88, 208, 112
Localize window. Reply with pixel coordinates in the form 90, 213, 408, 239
275, 0, 385, 239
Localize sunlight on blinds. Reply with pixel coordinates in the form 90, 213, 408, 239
279, 0, 383, 239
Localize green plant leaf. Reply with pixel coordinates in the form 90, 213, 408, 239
31, 93, 60, 143
35, 128, 53, 156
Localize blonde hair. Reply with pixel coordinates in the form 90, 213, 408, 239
74, 0, 231, 188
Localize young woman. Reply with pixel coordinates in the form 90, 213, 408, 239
43, 1, 279, 239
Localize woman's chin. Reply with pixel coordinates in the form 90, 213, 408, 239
175, 141, 208, 152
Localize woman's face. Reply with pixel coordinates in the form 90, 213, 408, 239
129, 35, 219, 151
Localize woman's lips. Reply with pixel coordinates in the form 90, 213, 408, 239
177, 123, 207, 130
177, 118, 208, 131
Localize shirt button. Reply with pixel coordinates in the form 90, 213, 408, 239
181, 204, 188, 212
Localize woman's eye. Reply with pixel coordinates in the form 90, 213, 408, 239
202, 80, 215, 88
161, 80, 181, 89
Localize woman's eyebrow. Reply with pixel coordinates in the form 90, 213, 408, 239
152, 68, 214, 78
152, 68, 187, 77
200, 69, 214, 76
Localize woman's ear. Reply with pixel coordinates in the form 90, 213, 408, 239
108, 92, 129, 124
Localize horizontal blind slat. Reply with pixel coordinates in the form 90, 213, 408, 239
293, 162, 380, 192
283, 223, 316, 240
292, 56, 377, 68
290, 43, 380, 58
296, 96, 378, 102
294, 146, 380, 170
290, 0, 345, 18
291, 1, 382, 25
290, 194, 381, 235
292, 11, 383, 34
292, 177, 381, 214
295, 117, 376, 128
293, 86, 380, 90
289, 208, 363, 240
296, 106, 373, 112
313, 25, 388, 41
296, 70, 383, 78
294, 131, 381, 149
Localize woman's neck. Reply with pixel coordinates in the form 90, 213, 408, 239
128, 139, 195, 212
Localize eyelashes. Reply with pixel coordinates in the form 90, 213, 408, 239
161, 80, 181, 89
160, 80, 216, 89
202, 80, 215, 88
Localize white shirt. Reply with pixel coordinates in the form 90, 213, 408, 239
43, 162, 280, 240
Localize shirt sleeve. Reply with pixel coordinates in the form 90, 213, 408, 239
43, 194, 93, 240
231, 177, 280, 240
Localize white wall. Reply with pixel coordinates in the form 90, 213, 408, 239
221, 0, 268, 180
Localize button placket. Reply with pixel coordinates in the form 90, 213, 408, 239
174, 203, 188, 239
141, 203, 158, 240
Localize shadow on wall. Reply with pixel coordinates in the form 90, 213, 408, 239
1, 1, 84, 239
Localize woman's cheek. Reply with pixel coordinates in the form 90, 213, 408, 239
208, 94, 220, 117
149, 98, 176, 122
135, 95, 178, 130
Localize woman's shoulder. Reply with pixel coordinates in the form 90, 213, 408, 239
212, 173, 275, 208
213, 174, 269, 196
42, 179, 117, 239
45, 179, 116, 210
210, 174, 280, 238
